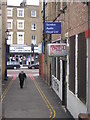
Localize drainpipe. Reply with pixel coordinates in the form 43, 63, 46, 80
43, 1, 45, 53
43, 1, 45, 81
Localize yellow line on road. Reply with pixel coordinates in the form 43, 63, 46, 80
33, 80, 53, 118
33, 78, 56, 119
1, 80, 14, 102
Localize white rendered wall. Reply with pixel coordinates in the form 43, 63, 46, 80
52, 75, 62, 100
67, 90, 87, 118
67, 35, 87, 118
52, 59, 63, 100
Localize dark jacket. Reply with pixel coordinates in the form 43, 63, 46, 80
18, 71, 26, 81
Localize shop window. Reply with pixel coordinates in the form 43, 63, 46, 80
69, 36, 75, 94
78, 32, 86, 104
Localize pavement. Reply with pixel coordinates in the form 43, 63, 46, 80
2, 74, 74, 119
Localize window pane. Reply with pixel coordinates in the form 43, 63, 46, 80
17, 9, 24, 17
31, 10, 36, 17
32, 35, 36, 45
17, 20, 24, 30
19, 10, 23, 16
69, 36, 75, 94
7, 22, 11, 29
17, 33, 24, 44
7, 10, 11, 16
78, 32, 86, 104
32, 24, 36, 30
7, 8, 13, 16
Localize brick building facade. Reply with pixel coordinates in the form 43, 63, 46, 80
41, 1, 90, 118
7, 1, 42, 66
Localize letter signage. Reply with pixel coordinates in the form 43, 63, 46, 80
44, 22, 61, 34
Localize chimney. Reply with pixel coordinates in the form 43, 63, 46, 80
23, 0, 26, 4
20, 0, 27, 7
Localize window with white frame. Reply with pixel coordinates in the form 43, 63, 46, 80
17, 20, 24, 30
17, 32, 24, 44
32, 35, 36, 45
31, 10, 36, 17
7, 19, 13, 29
17, 8, 24, 17
31, 24, 36, 30
7, 32, 13, 45
7, 8, 13, 17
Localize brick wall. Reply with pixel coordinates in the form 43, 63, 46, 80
48, 2, 88, 41
61, 3, 88, 39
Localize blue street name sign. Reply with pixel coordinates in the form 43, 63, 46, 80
44, 22, 61, 34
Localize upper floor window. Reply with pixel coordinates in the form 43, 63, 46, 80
32, 35, 36, 45
17, 8, 24, 17
7, 19, 13, 29
7, 8, 13, 17
31, 10, 36, 17
31, 24, 36, 30
7, 32, 13, 45
17, 20, 24, 30
17, 32, 24, 44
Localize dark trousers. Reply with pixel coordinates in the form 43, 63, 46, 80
20, 79, 24, 88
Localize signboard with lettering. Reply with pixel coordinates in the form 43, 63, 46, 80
10, 46, 31, 53
47, 43, 68, 57
44, 22, 61, 34
10, 45, 38, 53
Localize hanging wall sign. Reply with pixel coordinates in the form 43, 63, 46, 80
47, 43, 68, 57
44, 22, 61, 34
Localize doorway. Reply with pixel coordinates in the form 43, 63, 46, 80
62, 61, 67, 107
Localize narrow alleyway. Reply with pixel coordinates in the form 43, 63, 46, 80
2, 72, 73, 119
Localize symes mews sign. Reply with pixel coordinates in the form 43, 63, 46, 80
44, 22, 61, 34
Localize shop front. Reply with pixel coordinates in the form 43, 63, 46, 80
7, 44, 38, 67
48, 43, 68, 106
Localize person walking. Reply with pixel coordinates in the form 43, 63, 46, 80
18, 71, 26, 88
